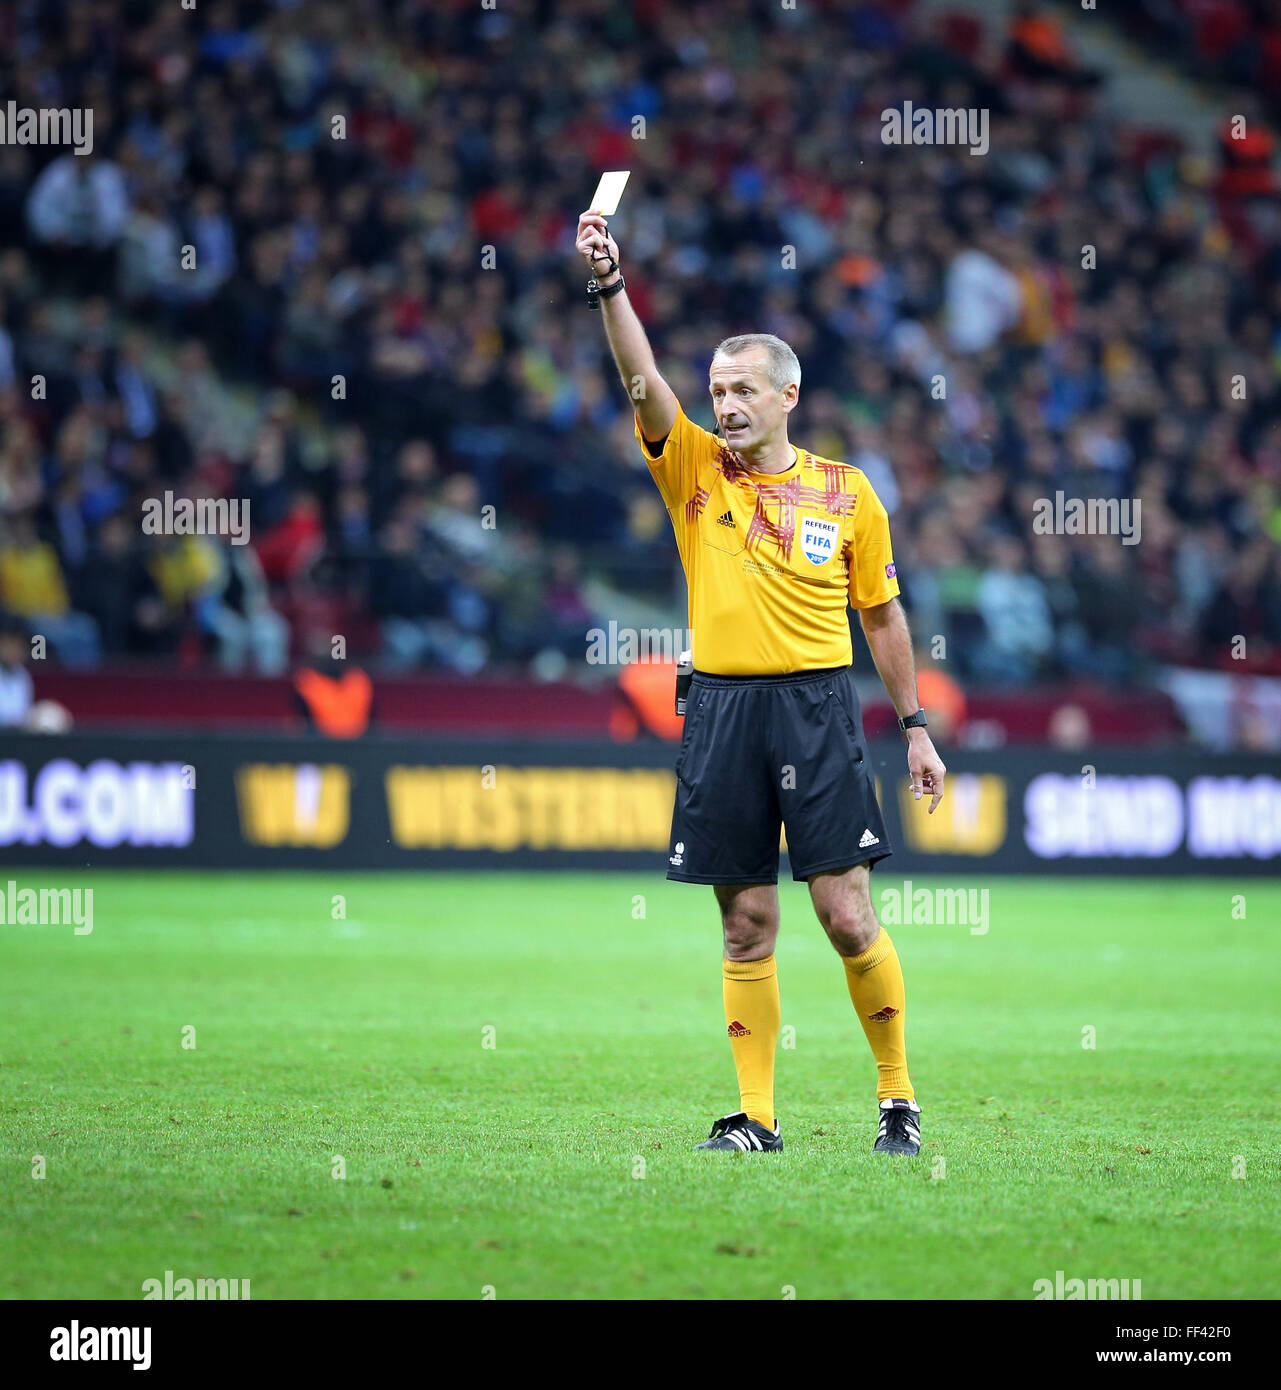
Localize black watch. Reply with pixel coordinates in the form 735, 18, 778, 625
898, 708, 928, 731
585, 272, 625, 310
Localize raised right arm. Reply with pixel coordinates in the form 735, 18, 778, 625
575, 210, 678, 442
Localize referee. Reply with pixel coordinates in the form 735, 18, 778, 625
577, 210, 947, 1156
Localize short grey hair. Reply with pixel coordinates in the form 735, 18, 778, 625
711, 333, 801, 392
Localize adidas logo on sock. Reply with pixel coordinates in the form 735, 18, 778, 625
867, 1005, 900, 1022
727, 1019, 751, 1037
859, 828, 880, 848
715, 510, 736, 528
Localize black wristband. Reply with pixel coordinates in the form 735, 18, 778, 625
586, 273, 624, 309
898, 708, 928, 731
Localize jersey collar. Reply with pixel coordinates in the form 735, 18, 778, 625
741, 445, 803, 483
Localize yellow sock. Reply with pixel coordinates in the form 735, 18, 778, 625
722, 955, 780, 1128
842, 929, 913, 1101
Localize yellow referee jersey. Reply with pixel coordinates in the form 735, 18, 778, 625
636, 403, 900, 675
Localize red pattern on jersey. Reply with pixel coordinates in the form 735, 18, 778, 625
796, 484, 857, 515
815, 460, 860, 509
745, 496, 795, 558
745, 476, 801, 559
698, 449, 861, 561
684, 485, 710, 525
714, 445, 750, 483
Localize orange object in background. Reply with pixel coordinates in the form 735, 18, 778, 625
1010, 13, 1073, 68
915, 665, 967, 742
611, 658, 685, 741
1217, 116, 1279, 198
294, 665, 373, 739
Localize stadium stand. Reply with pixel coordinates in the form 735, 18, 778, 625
0, 0, 1279, 728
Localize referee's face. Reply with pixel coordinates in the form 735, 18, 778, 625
709, 350, 796, 454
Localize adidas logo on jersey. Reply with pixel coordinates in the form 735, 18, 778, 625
715, 510, 736, 528
859, 828, 880, 848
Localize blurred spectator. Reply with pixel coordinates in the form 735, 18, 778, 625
369, 516, 446, 670
540, 547, 596, 660
0, 611, 33, 726
944, 234, 1024, 354
200, 539, 290, 675
974, 536, 1054, 683
73, 511, 164, 657
26, 152, 129, 286
0, 513, 101, 666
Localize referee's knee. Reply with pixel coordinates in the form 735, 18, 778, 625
822, 913, 880, 957
716, 887, 779, 960
814, 886, 880, 956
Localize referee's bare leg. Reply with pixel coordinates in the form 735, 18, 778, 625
810, 864, 919, 1146
703, 884, 782, 1144
808, 862, 877, 956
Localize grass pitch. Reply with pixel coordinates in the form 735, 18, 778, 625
1, 870, 1277, 1300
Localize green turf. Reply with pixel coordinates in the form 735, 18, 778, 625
1, 870, 1278, 1300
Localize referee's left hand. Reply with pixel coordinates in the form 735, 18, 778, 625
906, 730, 946, 814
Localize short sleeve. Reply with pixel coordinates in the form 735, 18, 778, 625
847, 480, 901, 610
634, 402, 718, 512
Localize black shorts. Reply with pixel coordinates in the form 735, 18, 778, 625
666, 664, 892, 885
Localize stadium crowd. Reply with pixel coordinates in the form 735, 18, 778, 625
1, 0, 1280, 686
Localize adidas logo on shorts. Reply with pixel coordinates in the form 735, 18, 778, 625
859, 828, 880, 848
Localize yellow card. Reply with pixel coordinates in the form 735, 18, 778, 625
589, 170, 630, 217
